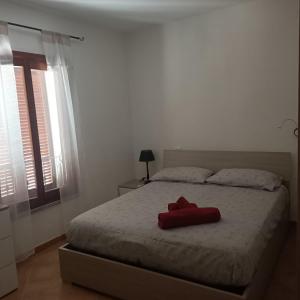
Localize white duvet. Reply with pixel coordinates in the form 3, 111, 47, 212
67, 181, 288, 286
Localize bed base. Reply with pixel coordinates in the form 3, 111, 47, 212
59, 214, 289, 300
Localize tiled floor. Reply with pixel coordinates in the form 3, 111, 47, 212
264, 225, 297, 300
3, 225, 296, 300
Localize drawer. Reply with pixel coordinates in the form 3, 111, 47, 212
0, 237, 15, 268
0, 263, 18, 297
0, 208, 11, 239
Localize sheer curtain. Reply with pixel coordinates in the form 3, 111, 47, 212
0, 25, 81, 260
42, 31, 82, 229
0, 21, 33, 261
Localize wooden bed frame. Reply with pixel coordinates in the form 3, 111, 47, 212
59, 150, 292, 300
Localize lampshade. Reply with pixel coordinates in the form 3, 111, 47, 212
139, 150, 155, 162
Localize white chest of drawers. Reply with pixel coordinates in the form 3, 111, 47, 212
0, 204, 18, 297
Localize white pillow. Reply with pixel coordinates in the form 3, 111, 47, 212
206, 168, 282, 191
151, 167, 214, 184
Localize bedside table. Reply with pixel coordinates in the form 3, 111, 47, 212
118, 179, 146, 196
0, 204, 18, 297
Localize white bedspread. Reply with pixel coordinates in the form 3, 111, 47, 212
67, 182, 288, 286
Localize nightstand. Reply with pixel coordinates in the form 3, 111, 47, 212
118, 179, 146, 196
0, 204, 18, 297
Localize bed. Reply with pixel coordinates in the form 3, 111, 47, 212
59, 150, 292, 300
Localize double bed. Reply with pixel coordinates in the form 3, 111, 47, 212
59, 150, 292, 300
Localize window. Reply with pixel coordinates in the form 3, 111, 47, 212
11, 51, 60, 209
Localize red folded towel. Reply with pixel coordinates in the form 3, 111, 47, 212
168, 196, 198, 211
158, 207, 221, 229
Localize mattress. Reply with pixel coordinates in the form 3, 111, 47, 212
67, 181, 288, 287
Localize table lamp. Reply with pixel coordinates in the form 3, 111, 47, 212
139, 150, 155, 182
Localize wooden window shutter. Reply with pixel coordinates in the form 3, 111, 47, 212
0, 51, 60, 208
31, 69, 54, 188
14, 66, 37, 193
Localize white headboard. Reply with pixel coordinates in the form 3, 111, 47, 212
163, 150, 292, 183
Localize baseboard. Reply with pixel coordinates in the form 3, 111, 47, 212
35, 234, 66, 253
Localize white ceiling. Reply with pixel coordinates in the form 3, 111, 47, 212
11, 0, 251, 31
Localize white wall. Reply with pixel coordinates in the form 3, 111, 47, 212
0, 1, 134, 247
127, 0, 298, 219
0, 0, 298, 249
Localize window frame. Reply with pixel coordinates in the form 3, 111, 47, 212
13, 51, 60, 210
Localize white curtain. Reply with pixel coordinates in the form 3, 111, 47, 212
42, 31, 82, 228
0, 25, 81, 260
0, 21, 33, 261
